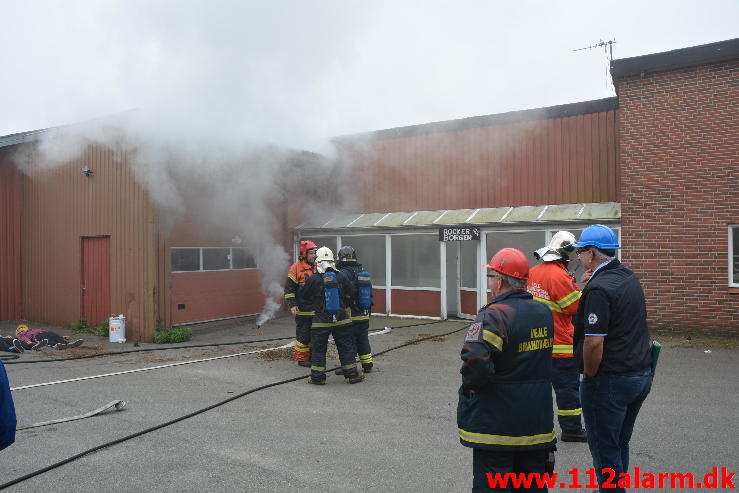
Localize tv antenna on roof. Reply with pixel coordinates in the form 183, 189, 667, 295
574, 39, 617, 60
574, 39, 617, 93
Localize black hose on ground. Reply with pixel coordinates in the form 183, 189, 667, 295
5, 319, 452, 365
0, 320, 468, 490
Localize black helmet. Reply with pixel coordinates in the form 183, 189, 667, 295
337, 245, 357, 264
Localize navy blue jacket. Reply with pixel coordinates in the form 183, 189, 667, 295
302, 268, 354, 327
457, 290, 556, 452
0, 361, 16, 451
573, 259, 651, 375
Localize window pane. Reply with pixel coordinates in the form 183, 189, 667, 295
460, 241, 478, 288
340, 235, 386, 286
486, 231, 546, 269
391, 235, 440, 288
232, 248, 256, 269
202, 248, 231, 270
300, 237, 337, 258
171, 248, 200, 272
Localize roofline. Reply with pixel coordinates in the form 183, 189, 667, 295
0, 128, 49, 150
611, 37, 739, 80
333, 97, 618, 143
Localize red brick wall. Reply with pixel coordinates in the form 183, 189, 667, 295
615, 61, 739, 332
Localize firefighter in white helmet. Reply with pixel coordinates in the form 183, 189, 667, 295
301, 246, 363, 385
527, 231, 587, 442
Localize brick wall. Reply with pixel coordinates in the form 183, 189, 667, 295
616, 61, 739, 332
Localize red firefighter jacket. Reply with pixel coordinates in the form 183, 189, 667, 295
284, 260, 316, 315
526, 261, 581, 358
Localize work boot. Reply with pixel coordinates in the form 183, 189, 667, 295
68, 339, 83, 348
334, 368, 346, 375
561, 428, 588, 442
297, 361, 311, 368
31, 339, 48, 350
307, 376, 325, 385
12, 339, 25, 353
362, 363, 374, 373
54, 342, 69, 350
345, 372, 364, 384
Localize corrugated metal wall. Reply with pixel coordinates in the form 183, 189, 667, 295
336, 105, 618, 213
20, 143, 158, 341
0, 152, 23, 320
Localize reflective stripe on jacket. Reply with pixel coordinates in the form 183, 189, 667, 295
457, 290, 556, 452
526, 261, 581, 358
283, 260, 316, 311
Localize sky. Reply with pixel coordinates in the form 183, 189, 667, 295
1, 0, 738, 152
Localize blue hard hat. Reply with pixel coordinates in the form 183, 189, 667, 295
573, 224, 620, 250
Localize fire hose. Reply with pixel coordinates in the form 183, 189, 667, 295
0, 321, 468, 490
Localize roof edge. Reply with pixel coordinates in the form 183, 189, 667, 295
334, 97, 618, 143
611, 38, 739, 80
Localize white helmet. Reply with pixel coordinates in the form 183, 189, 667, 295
315, 246, 335, 273
534, 231, 576, 261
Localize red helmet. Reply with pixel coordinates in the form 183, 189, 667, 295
299, 240, 318, 258
485, 247, 529, 280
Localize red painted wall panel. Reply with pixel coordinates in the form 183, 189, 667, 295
336, 105, 618, 213
171, 270, 264, 324
460, 290, 478, 316
0, 155, 22, 320
371, 288, 386, 313
390, 289, 440, 317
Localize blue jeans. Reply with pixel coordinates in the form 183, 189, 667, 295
580, 367, 652, 493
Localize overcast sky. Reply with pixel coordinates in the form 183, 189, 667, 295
1, 1, 737, 151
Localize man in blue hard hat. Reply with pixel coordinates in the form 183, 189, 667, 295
572, 224, 653, 493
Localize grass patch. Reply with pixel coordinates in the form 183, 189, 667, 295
72, 318, 108, 338
154, 326, 192, 344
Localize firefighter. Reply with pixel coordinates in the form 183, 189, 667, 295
302, 246, 363, 385
335, 245, 374, 374
284, 240, 318, 367
527, 231, 587, 442
457, 248, 556, 492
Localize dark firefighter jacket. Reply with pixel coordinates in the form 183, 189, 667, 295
338, 263, 372, 321
283, 260, 316, 315
457, 290, 556, 452
302, 269, 355, 327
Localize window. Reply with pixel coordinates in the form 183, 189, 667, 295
202, 248, 231, 270
731, 226, 739, 287
170, 247, 257, 272
486, 231, 546, 268
460, 241, 478, 289
171, 248, 200, 272
341, 235, 386, 286
391, 234, 440, 288
300, 236, 337, 256
232, 248, 256, 269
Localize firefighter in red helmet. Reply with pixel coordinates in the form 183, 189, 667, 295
284, 240, 317, 366
457, 247, 556, 491
527, 231, 587, 443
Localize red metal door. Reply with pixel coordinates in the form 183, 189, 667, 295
81, 237, 111, 326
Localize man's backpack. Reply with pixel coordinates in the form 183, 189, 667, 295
356, 270, 372, 310
322, 271, 342, 315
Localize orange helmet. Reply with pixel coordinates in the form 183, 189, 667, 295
299, 240, 318, 258
485, 248, 529, 280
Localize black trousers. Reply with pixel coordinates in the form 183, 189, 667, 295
472, 448, 550, 492
352, 319, 373, 368
552, 357, 583, 431
310, 317, 358, 382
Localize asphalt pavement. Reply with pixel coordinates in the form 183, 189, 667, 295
0, 315, 737, 492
